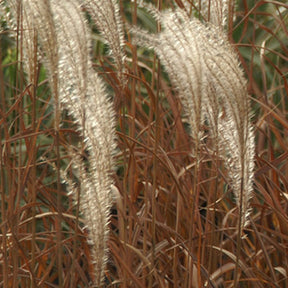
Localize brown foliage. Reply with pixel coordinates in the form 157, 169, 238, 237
1, 0, 288, 287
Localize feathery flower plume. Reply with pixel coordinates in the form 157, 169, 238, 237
8, 0, 116, 285
132, 8, 205, 145
132, 7, 255, 231
80, 0, 126, 80
50, 1, 116, 284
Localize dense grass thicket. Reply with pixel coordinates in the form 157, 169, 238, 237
0, 0, 288, 287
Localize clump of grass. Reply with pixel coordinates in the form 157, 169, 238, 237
1, 0, 117, 286
133, 0, 254, 232
131, 3, 255, 286
1, 0, 288, 287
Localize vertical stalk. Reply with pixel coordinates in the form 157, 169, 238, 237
117, 5, 127, 264
71, 92, 86, 288
31, 28, 38, 288
69, 147, 81, 287
155, 0, 162, 234
173, 193, 180, 288
149, 55, 158, 288
55, 92, 63, 288
0, 31, 8, 288
70, 130, 80, 288
186, 100, 202, 287
50, 40, 62, 286
124, 2, 138, 287
192, 151, 201, 288
130, 0, 137, 245
233, 176, 244, 288
150, 2, 162, 287
14, 2, 22, 286
120, 61, 128, 287
208, 155, 220, 276
0, 147, 8, 288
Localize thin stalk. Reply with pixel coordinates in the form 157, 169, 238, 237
71, 181, 80, 288
118, 4, 127, 265
0, 151, 8, 288
185, 167, 195, 286
0, 32, 8, 288
147, 49, 156, 288
31, 28, 38, 288
186, 88, 202, 288
143, 157, 149, 284
55, 121, 62, 288
129, 0, 137, 245
173, 191, 180, 287
121, 23, 129, 288
121, 2, 138, 287
52, 60, 62, 288
149, 56, 159, 288
14, 3, 22, 286
209, 158, 220, 275
148, 56, 157, 288
196, 159, 202, 288
150, 2, 161, 287
71, 95, 86, 288
120, 75, 128, 287
233, 177, 244, 288
205, 130, 220, 276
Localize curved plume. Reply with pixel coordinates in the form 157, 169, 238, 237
132, 7, 255, 231
50, 1, 116, 284
8, 0, 117, 285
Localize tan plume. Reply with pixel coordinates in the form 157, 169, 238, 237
131, 7, 255, 231
11, 0, 116, 285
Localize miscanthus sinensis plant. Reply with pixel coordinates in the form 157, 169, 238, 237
2, 0, 123, 286
132, 2, 255, 234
